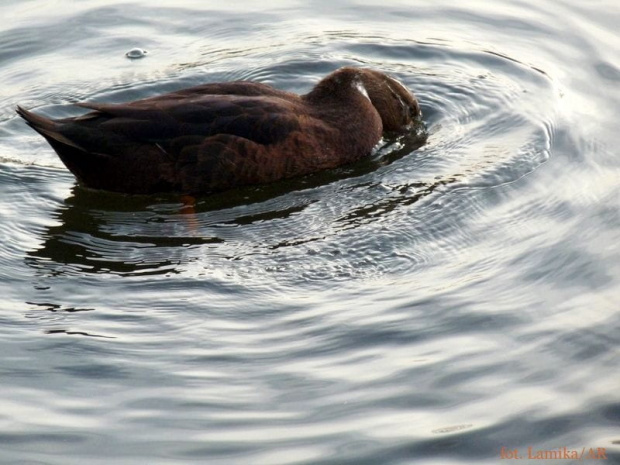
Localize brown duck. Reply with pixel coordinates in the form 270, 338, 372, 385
17, 67, 424, 195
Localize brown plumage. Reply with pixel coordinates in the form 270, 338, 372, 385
16, 67, 424, 195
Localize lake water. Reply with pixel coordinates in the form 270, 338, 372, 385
0, 1, 618, 464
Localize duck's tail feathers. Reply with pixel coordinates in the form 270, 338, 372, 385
16, 106, 85, 151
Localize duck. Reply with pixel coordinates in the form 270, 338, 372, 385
16, 67, 424, 195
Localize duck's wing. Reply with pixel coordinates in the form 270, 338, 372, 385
72, 96, 328, 192
70, 94, 303, 151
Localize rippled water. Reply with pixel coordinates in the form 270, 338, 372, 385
1, 1, 618, 464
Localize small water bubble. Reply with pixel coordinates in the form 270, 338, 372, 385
125, 48, 148, 59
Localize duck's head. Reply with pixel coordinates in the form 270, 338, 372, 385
356, 68, 422, 132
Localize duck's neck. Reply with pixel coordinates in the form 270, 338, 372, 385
304, 67, 370, 103
301, 68, 383, 162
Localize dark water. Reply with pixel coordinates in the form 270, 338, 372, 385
1, 1, 619, 464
